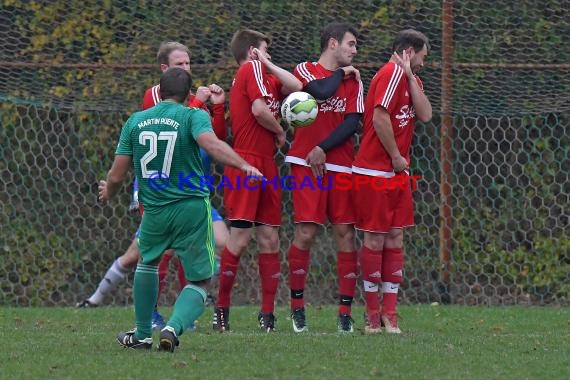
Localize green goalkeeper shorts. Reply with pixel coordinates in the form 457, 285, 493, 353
137, 197, 215, 281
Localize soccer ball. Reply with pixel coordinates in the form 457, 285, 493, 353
281, 91, 318, 128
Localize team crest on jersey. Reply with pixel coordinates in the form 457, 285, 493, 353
395, 104, 416, 128
317, 96, 346, 113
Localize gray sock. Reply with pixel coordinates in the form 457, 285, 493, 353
88, 258, 130, 305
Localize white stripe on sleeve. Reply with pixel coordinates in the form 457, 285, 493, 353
251, 61, 269, 97
151, 85, 161, 105
380, 65, 403, 109
356, 80, 365, 113
297, 62, 316, 83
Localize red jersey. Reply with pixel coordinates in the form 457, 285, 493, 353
141, 84, 226, 140
229, 60, 283, 158
353, 61, 423, 174
286, 62, 364, 172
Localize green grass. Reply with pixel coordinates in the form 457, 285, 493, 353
1, 305, 568, 380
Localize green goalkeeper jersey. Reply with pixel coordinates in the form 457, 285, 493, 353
116, 101, 213, 210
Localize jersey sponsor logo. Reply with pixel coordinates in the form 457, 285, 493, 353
266, 94, 281, 118
318, 96, 347, 113
395, 104, 416, 128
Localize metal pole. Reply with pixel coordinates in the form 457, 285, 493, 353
439, 0, 454, 303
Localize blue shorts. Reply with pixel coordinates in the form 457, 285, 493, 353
134, 207, 222, 237
211, 207, 223, 222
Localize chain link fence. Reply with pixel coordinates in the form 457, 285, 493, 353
1, 0, 568, 306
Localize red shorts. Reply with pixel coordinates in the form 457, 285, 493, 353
223, 152, 281, 226
290, 165, 355, 225
352, 173, 414, 233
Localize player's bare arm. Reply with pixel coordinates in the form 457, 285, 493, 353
251, 98, 286, 148
408, 77, 432, 122
252, 48, 302, 95
373, 107, 408, 172
99, 155, 133, 202
197, 132, 263, 178
397, 49, 432, 122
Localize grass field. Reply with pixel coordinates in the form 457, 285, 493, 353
1, 305, 568, 379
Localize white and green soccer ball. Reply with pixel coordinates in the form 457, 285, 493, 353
280, 91, 318, 128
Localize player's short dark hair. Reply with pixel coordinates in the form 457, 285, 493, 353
157, 41, 190, 65
230, 29, 271, 64
320, 22, 359, 53
392, 29, 430, 54
160, 67, 192, 103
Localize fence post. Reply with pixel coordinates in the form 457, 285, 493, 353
439, 0, 454, 303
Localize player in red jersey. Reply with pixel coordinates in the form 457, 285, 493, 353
213, 29, 302, 332
352, 29, 432, 334
285, 22, 364, 333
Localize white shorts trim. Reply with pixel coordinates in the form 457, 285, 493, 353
285, 156, 352, 173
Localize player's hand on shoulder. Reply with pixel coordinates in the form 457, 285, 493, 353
195, 86, 212, 103
341, 65, 361, 82
208, 84, 225, 104
98, 180, 109, 203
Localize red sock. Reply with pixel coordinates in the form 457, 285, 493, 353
382, 292, 398, 316
288, 245, 310, 309
382, 247, 404, 316
176, 258, 188, 292
216, 247, 240, 308
337, 251, 357, 315
365, 289, 380, 316
259, 253, 281, 314
360, 245, 382, 315
158, 251, 175, 296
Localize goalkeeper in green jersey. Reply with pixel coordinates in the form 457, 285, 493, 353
98, 67, 262, 352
